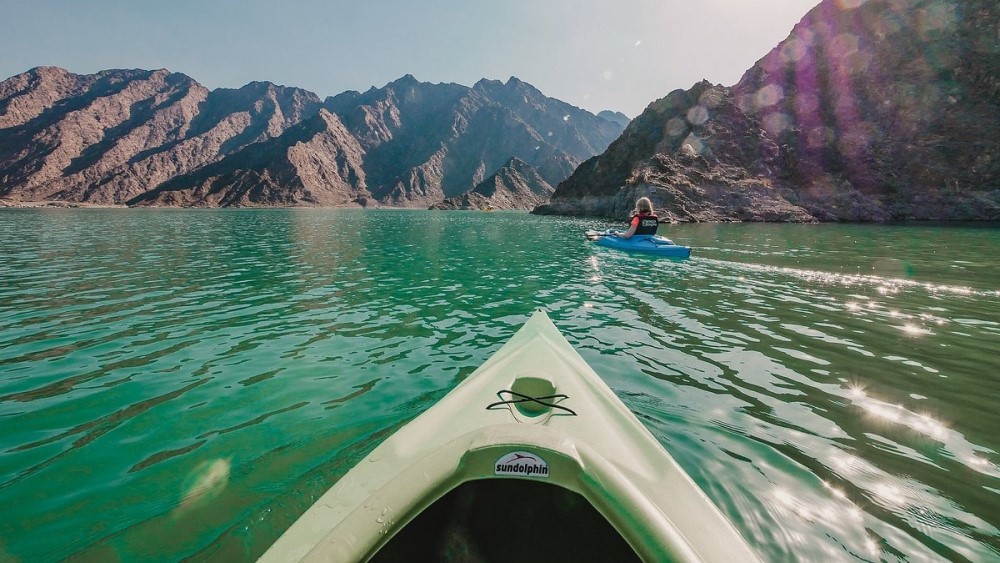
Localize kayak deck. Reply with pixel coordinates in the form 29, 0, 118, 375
259, 310, 758, 562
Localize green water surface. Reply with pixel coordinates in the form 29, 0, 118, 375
1, 209, 998, 561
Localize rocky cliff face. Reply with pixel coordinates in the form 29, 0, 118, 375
130, 110, 369, 207
0, 67, 322, 204
323, 75, 620, 208
430, 157, 554, 210
471, 77, 624, 162
0, 70, 623, 208
538, 0, 1000, 222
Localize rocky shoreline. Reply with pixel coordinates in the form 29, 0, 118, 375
0, 199, 126, 209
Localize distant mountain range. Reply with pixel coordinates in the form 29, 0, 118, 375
537, 0, 1000, 221
0, 70, 625, 209
4, 0, 997, 220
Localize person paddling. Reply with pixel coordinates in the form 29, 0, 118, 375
615, 197, 658, 239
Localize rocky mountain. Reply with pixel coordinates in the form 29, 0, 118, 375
0, 69, 624, 208
471, 78, 625, 162
537, 0, 1000, 222
597, 110, 630, 128
430, 157, 554, 210
321, 75, 620, 207
0, 67, 322, 204
130, 109, 369, 207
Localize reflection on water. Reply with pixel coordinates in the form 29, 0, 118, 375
0, 210, 998, 561
175, 458, 232, 517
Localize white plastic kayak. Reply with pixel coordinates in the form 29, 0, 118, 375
259, 310, 759, 562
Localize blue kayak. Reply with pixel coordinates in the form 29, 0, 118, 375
586, 230, 692, 258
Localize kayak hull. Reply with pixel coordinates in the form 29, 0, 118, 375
260, 310, 757, 562
591, 232, 692, 258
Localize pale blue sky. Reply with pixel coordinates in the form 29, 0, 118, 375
1, 0, 818, 117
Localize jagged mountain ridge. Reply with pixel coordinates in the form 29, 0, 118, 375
0, 68, 625, 208
471, 77, 625, 161
430, 157, 554, 210
0, 66, 323, 204
597, 110, 630, 128
538, 0, 1000, 222
130, 109, 369, 207
320, 75, 619, 207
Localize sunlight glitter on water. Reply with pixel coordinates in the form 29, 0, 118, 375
707, 258, 991, 298
3, 211, 999, 562
845, 384, 999, 479
849, 385, 945, 438
898, 322, 933, 336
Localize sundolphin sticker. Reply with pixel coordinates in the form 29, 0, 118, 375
495, 451, 549, 478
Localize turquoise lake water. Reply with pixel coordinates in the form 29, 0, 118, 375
1, 209, 998, 561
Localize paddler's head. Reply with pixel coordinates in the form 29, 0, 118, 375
636, 197, 653, 214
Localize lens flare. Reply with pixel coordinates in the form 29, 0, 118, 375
829, 33, 860, 59
834, 0, 869, 9
666, 117, 686, 137
780, 38, 810, 63
680, 134, 704, 155
762, 112, 792, 135
686, 105, 709, 126
754, 84, 784, 109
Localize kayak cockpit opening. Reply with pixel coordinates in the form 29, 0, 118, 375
370, 478, 641, 562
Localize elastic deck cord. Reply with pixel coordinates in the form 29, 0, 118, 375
486, 390, 577, 416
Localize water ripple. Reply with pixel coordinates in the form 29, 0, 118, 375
1, 210, 998, 561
